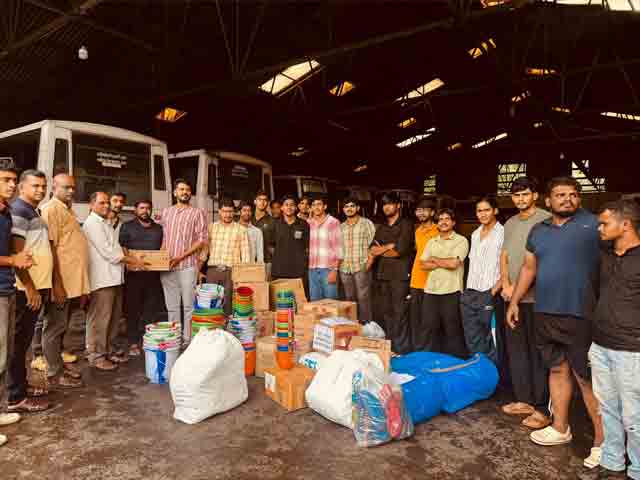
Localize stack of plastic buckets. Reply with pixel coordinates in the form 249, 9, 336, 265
195, 283, 225, 309
275, 289, 295, 369
228, 286, 257, 376
192, 283, 226, 335
143, 322, 181, 384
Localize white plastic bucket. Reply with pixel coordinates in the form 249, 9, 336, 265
144, 347, 180, 384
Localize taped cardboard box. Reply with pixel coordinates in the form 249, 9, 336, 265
269, 278, 307, 311
256, 336, 277, 378
256, 311, 275, 337
300, 299, 358, 322
234, 281, 269, 311
293, 312, 322, 343
128, 249, 170, 271
232, 263, 266, 283
264, 366, 315, 411
349, 336, 392, 373
312, 318, 363, 355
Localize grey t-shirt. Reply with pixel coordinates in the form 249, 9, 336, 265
503, 208, 551, 303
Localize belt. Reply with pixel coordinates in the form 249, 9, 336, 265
210, 265, 231, 272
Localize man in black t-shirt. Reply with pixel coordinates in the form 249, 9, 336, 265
270, 195, 310, 297
119, 200, 164, 357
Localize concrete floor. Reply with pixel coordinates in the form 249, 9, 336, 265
3, 355, 599, 480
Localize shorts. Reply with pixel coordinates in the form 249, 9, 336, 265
534, 313, 592, 380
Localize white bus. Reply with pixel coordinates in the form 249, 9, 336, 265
0, 120, 171, 221
168, 149, 274, 222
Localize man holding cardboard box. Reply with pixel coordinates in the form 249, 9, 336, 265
205, 198, 251, 316
119, 200, 164, 357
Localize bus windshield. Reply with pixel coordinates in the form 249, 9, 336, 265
219, 158, 261, 202
73, 133, 151, 205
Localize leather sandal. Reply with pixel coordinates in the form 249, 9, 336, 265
8, 397, 50, 413
93, 358, 118, 371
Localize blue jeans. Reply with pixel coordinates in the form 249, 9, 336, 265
309, 268, 338, 301
590, 343, 640, 479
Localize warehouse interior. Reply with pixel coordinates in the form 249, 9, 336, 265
2, 1, 640, 479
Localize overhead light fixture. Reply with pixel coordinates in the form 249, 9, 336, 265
472, 132, 508, 149
398, 117, 417, 128
606, 0, 639, 11
289, 147, 308, 157
511, 90, 531, 103
156, 107, 187, 122
395, 78, 444, 103
447, 142, 463, 151
545, 0, 638, 10
78, 45, 88, 60
259, 59, 322, 96
468, 38, 497, 59
601, 111, 640, 121
396, 127, 436, 148
526, 67, 558, 76
552, 106, 571, 113
329, 81, 355, 96
482, 0, 508, 7
353, 164, 368, 173
533, 121, 544, 128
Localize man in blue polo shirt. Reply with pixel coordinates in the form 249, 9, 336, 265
507, 176, 604, 470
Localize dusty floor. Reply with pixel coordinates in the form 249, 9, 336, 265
3, 353, 598, 480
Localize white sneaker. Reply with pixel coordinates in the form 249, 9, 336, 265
530, 425, 573, 446
583, 447, 602, 469
0, 433, 7, 446
0, 413, 20, 426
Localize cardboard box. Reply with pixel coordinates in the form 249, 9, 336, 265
256, 311, 275, 337
293, 312, 323, 343
300, 299, 358, 322
269, 278, 307, 311
256, 336, 277, 378
234, 281, 269, 311
128, 249, 170, 271
264, 366, 315, 411
349, 336, 392, 373
312, 318, 363, 355
232, 263, 266, 283
294, 339, 313, 358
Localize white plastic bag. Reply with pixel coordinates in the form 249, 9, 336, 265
352, 365, 414, 447
298, 352, 328, 371
305, 350, 384, 429
170, 329, 248, 424
362, 321, 385, 339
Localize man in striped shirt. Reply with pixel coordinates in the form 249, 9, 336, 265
460, 196, 504, 362
308, 194, 342, 301
340, 197, 376, 323
159, 179, 208, 344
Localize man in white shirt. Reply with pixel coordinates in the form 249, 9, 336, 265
83, 192, 145, 371
239, 202, 264, 263
460, 196, 504, 362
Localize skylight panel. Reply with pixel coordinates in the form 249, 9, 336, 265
447, 142, 463, 151
552, 106, 571, 113
329, 81, 355, 96
472, 132, 508, 149
395, 79, 444, 103
259, 59, 322, 96
526, 67, 558, 76
601, 111, 640, 121
398, 117, 417, 128
468, 38, 497, 59
156, 107, 187, 122
511, 90, 531, 103
396, 128, 436, 148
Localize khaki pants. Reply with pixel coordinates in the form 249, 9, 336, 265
86, 286, 123, 363
0, 294, 16, 412
44, 297, 81, 377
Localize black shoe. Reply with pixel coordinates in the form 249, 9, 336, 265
595, 466, 627, 479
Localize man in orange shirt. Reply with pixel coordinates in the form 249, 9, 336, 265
409, 196, 439, 351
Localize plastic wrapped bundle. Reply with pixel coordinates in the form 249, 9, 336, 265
352, 366, 414, 447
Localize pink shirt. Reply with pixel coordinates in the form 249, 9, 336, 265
308, 214, 343, 269
160, 205, 207, 271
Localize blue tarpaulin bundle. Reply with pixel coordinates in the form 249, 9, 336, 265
391, 352, 499, 425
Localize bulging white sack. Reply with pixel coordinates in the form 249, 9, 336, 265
170, 329, 248, 424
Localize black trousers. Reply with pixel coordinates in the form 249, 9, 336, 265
409, 288, 427, 352
125, 271, 164, 344
9, 290, 46, 403
421, 291, 468, 359
376, 279, 411, 354
505, 302, 549, 411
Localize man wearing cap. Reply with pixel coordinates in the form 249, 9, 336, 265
368, 193, 414, 353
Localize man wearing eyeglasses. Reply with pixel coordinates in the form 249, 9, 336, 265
339, 197, 376, 323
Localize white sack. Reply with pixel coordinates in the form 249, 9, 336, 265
305, 349, 384, 429
170, 329, 248, 424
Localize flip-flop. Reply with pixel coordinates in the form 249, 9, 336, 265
502, 402, 535, 416
7, 397, 50, 413
63, 365, 82, 379
522, 411, 552, 429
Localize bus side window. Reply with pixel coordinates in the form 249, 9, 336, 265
154, 155, 166, 191
208, 163, 217, 196
53, 138, 69, 176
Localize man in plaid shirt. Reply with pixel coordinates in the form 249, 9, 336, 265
340, 196, 376, 323
308, 194, 343, 301
205, 198, 251, 315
